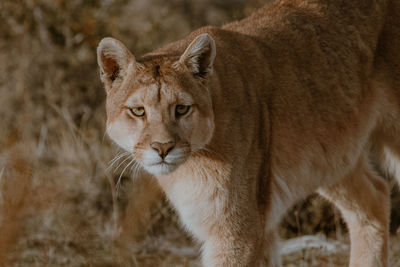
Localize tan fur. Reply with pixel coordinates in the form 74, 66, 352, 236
97, 0, 400, 266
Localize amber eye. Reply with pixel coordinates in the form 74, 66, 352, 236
129, 107, 145, 117
175, 105, 191, 117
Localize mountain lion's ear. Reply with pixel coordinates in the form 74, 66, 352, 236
97, 37, 135, 90
179, 33, 216, 78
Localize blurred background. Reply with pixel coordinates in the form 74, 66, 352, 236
1, 0, 400, 266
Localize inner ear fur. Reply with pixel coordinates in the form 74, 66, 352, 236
179, 33, 216, 78
97, 37, 135, 89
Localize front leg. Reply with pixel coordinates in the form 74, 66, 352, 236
158, 155, 277, 266
162, 174, 268, 266
201, 213, 265, 267
201, 222, 283, 267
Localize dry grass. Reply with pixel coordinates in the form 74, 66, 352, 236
0, 150, 33, 265
0, 0, 399, 265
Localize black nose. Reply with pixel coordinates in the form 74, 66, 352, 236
150, 141, 176, 159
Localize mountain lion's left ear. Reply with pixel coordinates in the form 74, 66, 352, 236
178, 33, 216, 78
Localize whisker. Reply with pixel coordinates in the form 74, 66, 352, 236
130, 163, 137, 177
112, 154, 133, 173
129, 161, 138, 172
108, 151, 129, 165
116, 157, 135, 193
130, 162, 142, 179
107, 152, 130, 171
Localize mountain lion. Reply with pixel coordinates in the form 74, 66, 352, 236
97, 0, 400, 266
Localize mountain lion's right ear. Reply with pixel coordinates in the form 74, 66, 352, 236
97, 37, 136, 91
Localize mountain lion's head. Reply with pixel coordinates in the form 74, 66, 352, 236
97, 34, 216, 175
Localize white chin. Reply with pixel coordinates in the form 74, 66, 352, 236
143, 163, 179, 176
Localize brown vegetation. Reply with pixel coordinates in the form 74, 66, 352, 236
0, 0, 399, 265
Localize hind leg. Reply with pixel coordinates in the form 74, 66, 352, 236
318, 157, 390, 267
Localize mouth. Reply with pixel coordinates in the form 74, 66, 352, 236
138, 148, 189, 176
143, 161, 180, 176
149, 161, 177, 169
